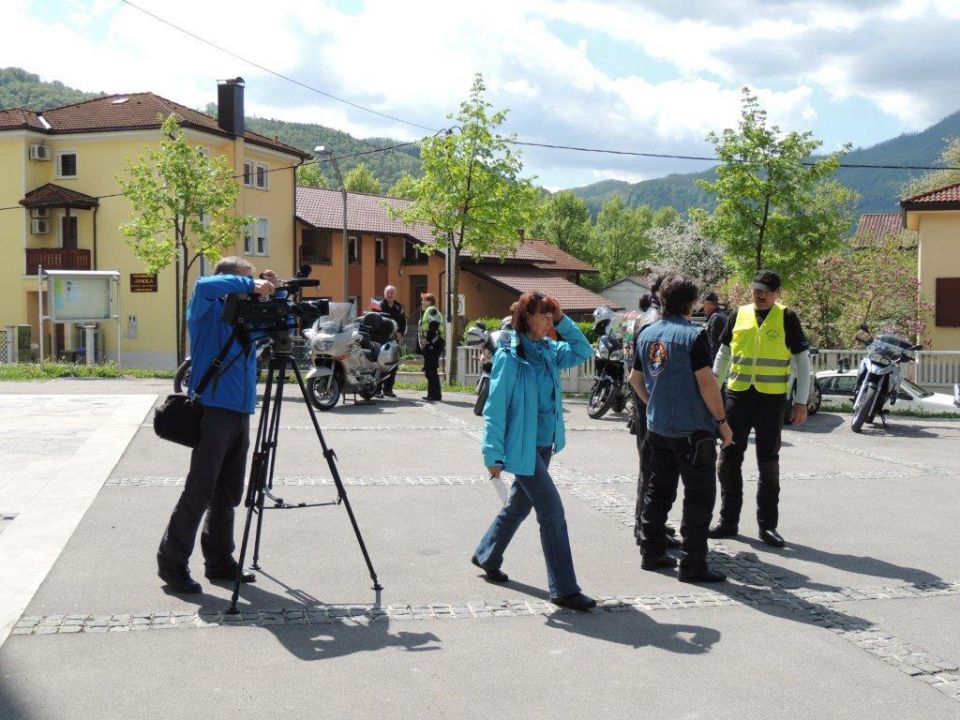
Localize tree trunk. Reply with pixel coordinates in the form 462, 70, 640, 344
756, 196, 771, 271
178, 243, 189, 364
449, 246, 462, 386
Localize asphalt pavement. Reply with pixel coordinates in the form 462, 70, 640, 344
1, 378, 958, 719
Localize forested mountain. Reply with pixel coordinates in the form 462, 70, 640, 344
5, 66, 959, 214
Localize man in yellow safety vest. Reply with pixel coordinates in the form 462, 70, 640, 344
710, 270, 811, 547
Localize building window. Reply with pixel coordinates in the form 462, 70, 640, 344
402, 239, 427, 264
300, 229, 332, 264
255, 162, 268, 190
243, 161, 254, 187
348, 235, 360, 264
56, 151, 77, 179
243, 218, 270, 256
935, 277, 960, 327
375, 237, 386, 265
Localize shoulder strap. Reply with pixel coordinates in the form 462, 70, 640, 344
190, 328, 238, 400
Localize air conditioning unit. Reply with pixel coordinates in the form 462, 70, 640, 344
29, 144, 51, 161
31, 218, 50, 235
30, 207, 48, 219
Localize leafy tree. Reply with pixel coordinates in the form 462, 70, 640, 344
117, 114, 250, 363
297, 162, 329, 189
534, 191, 593, 259
695, 88, 859, 282
584, 197, 655, 289
649, 218, 730, 290
343, 162, 383, 194
392, 73, 539, 381
387, 173, 418, 199
901, 136, 960, 199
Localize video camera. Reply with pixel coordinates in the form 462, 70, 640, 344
222, 265, 329, 342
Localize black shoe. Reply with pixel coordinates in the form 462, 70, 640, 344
665, 533, 682, 549
158, 565, 202, 594
678, 566, 727, 583
205, 559, 256, 583
383, 391, 397, 398
641, 553, 678, 571
374, 392, 384, 398
551, 592, 597, 611
759, 528, 786, 548
421, 396, 437, 403
708, 523, 739, 539
471, 555, 508, 583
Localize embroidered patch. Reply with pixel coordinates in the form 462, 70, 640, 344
764, 327, 781, 340
647, 341, 668, 376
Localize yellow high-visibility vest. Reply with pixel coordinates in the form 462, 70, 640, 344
727, 303, 791, 394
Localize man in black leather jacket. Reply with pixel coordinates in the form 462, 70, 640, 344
378, 285, 406, 398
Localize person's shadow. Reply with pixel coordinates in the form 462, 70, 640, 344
167, 573, 441, 662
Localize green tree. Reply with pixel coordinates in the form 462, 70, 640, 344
902, 136, 960, 199
649, 218, 730, 289
585, 197, 655, 289
343, 161, 382, 194
392, 73, 539, 381
297, 162, 329, 189
534, 191, 593, 259
387, 172, 418, 199
117, 114, 250, 363
696, 88, 858, 282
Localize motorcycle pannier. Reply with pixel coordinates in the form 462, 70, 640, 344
359, 312, 395, 344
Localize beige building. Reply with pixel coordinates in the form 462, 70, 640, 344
0, 78, 310, 367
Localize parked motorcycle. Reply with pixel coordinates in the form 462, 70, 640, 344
465, 316, 512, 416
851, 326, 922, 433
173, 340, 271, 394
303, 304, 400, 411
587, 306, 631, 420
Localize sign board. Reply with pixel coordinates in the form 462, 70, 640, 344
130, 273, 158, 292
48, 275, 112, 323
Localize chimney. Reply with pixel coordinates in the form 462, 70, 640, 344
217, 77, 245, 136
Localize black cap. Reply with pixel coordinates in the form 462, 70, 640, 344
751, 270, 781, 292
702, 291, 719, 303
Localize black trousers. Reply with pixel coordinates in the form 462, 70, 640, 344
422, 345, 443, 400
639, 430, 717, 568
157, 406, 250, 570
382, 365, 399, 393
716, 387, 784, 530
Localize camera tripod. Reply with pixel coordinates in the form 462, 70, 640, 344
227, 340, 382, 614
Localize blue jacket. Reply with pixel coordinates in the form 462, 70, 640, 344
482, 315, 592, 475
186, 274, 258, 414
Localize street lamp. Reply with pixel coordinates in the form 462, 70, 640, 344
314, 146, 349, 303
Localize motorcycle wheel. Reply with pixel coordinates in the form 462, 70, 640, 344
587, 382, 615, 419
612, 392, 626, 414
307, 375, 341, 411
851, 383, 877, 433
474, 377, 490, 416
173, 359, 191, 394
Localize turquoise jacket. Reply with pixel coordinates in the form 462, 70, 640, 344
481, 315, 592, 476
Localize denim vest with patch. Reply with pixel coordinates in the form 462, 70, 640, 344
638, 317, 715, 438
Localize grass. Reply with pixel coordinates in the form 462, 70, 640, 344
0, 362, 175, 381
824, 401, 958, 418
394, 380, 476, 394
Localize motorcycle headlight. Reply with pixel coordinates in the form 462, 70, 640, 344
609, 350, 624, 362
868, 350, 890, 365
597, 344, 609, 359
315, 340, 334, 352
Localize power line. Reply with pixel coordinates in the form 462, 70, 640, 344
119, 0, 438, 134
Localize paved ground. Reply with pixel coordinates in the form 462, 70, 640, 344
1, 378, 958, 719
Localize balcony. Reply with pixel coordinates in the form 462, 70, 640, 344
25, 248, 91, 275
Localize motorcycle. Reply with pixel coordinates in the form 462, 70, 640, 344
850, 326, 922, 433
173, 340, 271, 394
587, 307, 631, 420
303, 303, 401, 411
465, 316, 512, 416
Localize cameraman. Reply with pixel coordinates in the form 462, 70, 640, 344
157, 256, 275, 594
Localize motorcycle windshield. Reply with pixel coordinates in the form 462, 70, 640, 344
315, 302, 356, 330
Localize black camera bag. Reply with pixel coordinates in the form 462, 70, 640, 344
153, 331, 239, 448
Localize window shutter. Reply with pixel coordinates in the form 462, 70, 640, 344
936, 278, 960, 327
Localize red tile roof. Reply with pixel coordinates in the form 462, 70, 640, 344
854, 213, 903, 241
0, 93, 310, 158
523, 238, 597, 273
901, 181, 960, 210
296, 187, 555, 263
20, 183, 99, 209
467, 264, 622, 312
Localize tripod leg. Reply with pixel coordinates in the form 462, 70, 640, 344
253, 362, 287, 569
292, 363, 384, 591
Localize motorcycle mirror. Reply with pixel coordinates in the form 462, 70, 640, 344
808, 347, 820, 356
910, 343, 923, 351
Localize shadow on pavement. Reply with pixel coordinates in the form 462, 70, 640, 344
545, 607, 720, 654
0, 676, 33, 720
789, 413, 845, 434
852, 422, 940, 439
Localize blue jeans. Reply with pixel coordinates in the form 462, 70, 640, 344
474, 447, 580, 598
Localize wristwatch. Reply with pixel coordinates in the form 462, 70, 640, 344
716, 417, 727, 425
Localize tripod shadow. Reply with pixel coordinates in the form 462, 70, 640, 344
738, 538, 944, 587
173, 575, 441, 662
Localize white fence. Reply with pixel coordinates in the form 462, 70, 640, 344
456, 346, 960, 392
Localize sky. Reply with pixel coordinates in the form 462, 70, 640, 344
5, 0, 960, 190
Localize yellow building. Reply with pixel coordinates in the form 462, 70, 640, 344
0, 78, 310, 368
901, 182, 960, 350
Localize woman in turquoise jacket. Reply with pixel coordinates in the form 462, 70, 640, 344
472, 292, 597, 611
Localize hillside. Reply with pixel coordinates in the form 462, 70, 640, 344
572, 112, 960, 216
0, 67, 104, 110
